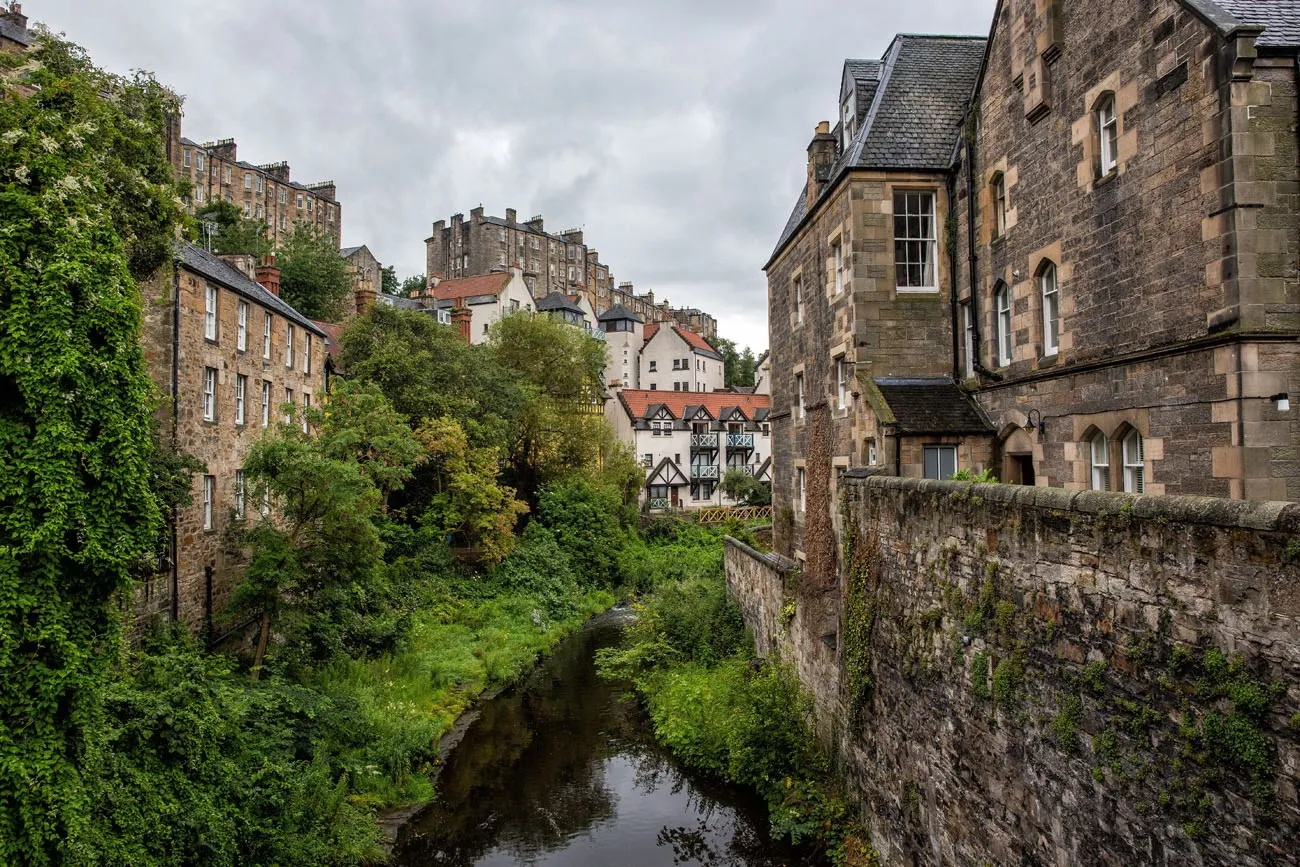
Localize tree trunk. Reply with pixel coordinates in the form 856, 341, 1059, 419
251, 610, 270, 680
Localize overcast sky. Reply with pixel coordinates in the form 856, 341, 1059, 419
40, 0, 995, 351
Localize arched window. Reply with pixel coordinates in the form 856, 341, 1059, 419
1098, 95, 1118, 175
994, 282, 1013, 367
1089, 431, 1110, 491
1122, 429, 1145, 493
1040, 261, 1060, 357
991, 173, 1008, 238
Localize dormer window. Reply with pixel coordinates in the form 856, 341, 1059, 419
842, 101, 854, 149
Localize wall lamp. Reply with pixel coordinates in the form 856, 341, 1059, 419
1271, 393, 1290, 412
1025, 408, 1046, 437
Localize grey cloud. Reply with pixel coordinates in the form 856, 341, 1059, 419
43, 0, 996, 350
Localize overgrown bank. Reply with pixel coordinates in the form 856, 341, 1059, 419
598, 521, 879, 866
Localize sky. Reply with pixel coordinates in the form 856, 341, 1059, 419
38, 0, 996, 351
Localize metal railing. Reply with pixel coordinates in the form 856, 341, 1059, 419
691, 433, 719, 450
691, 464, 719, 480
727, 433, 755, 450
647, 498, 670, 511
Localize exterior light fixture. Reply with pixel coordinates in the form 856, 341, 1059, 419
1025, 408, 1046, 437
1272, 393, 1290, 412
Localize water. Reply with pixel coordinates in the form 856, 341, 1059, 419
393, 612, 820, 867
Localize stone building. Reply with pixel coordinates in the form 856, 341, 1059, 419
954, 0, 1300, 501
138, 243, 326, 636
339, 244, 382, 317
764, 37, 991, 557
417, 268, 537, 345
173, 136, 342, 249
0, 2, 28, 52
608, 390, 772, 510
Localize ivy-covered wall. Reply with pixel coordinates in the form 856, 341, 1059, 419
727, 477, 1300, 866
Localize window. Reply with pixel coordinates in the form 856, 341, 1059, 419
962, 301, 976, 378
202, 475, 215, 530
261, 488, 270, 518
204, 284, 217, 340
1098, 95, 1118, 175
195, 188, 204, 204
183, 149, 191, 168
223, 166, 231, 183
302, 393, 310, 433
235, 470, 246, 521
761, 423, 770, 436
236, 300, 248, 351
648, 484, 668, 500
256, 176, 263, 193
795, 374, 805, 421
284, 388, 293, 424
196, 153, 205, 172
794, 274, 803, 323
1122, 430, 1145, 493
235, 375, 246, 425
279, 188, 287, 205
307, 198, 313, 214
1040, 262, 1060, 357
304, 334, 311, 375
992, 173, 1007, 238
263, 314, 272, 359
649, 360, 657, 372
261, 380, 271, 427
832, 236, 844, 294
867, 439, 877, 465
836, 357, 850, 410
1089, 432, 1110, 491
894, 192, 937, 291
995, 283, 1012, 367
842, 101, 853, 149
296, 194, 304, 209
285, 323, 295, 368
244, 172, 252, 191
643, 453, 653, 467
202, 367, 216, 421
651, 420, 672, 436
797, 468, 806, 512
672, 359, 681, 371
243, 203, 251, 219
924, 446, 958, 480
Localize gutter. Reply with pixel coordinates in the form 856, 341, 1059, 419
170, 256, 181, 623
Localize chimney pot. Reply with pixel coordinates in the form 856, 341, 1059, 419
451, 307, 473, 345
255, 255, 281, 297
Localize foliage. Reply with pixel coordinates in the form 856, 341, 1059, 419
398, 274, 426, 298
380, 264, 398, 296
720, 468, 770, 505
713, 336, 758, 388
487, 312, 606, 403
615, 520, 725, 594
0, 32, 184, 862
537, 478, 628, 586
488, 522, 581, 618
277, 224, 353, 320
145, 417, 204, 555
193, 199, 268, 257
951, 467, 998, 483
841, 519, 878, 721
414, 417, 528, 564
309, 379, 424, 510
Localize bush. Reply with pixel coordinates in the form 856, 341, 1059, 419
536, 478, 627, 587
488, 522, 582, 618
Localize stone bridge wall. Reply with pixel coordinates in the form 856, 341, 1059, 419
726, 477, 1300, 866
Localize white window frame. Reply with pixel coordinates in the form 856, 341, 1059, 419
263, 314, 272, 359
924, 445, 958, 480
202, 475, 215, 530
797, 467, 807, 513
261, 380, 271, 427
302, 393, 310, 433
223, 166, 231, 184
1090, 432, 1110, 491
995, 283, 1013, 367
794, 274, 803, 323
1122, 430, 1145, 493
183, 149, 191, 168
196, 153, 205, 172
962, 301, 976, 378
244, 172, 252, 191
893, 191, 938, 292
1041, 263, 1060, 357
795, 374, 805, 421
236, 300, 248, 351
285, 323, 295, 368
284, 388, 293, 425
202, 367, 216, 421
234, 470, 246, 521
304, 334, 311, 375
204, 284, 217, 341
832, 236, 844, 295
867, 439, 877, 465
1098, 96, 1118, 175
195, 188, 204, 205
993, 174, 1007, 238
235, 374, 246, 426
836, 357, 850, 410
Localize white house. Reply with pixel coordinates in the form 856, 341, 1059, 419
424, 266, 535, 344
609, 390, 772, 510
753, 350, 771, 396
597, 303, 644, 390
637, 323, 725, 393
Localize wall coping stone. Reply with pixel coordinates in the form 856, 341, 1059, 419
724, 536, 799, 575
848, 476, 1300, 533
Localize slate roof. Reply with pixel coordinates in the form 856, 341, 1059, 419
872, 377, 992, 435
597, 302, 644, 323
0, 15, 29, 46
176, 243, 325, 337
339, 245, 363, 258
376, 293, 422, 310
768, 35, 985, 265
536, 291, 585, 315
617, 390, 770, 422
430, 272, 512, 302
1211, 0, 1300, 47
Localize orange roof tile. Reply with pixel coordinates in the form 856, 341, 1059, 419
617, 389, 770, 421
643, 323, 659, 343
430, 272, 512, 302
641, 322, 721, 358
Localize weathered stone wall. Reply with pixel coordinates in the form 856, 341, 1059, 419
728, 475, 1300, 866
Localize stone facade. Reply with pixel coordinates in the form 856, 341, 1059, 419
955, 0, 1300, 501
139, 244, 326, 637
728, 475, 1300, 866
173, 136, 342, 249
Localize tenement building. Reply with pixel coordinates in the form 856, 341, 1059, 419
954, 0, 1300, 501
172, 136, 342, 248
138, 244, 326, 636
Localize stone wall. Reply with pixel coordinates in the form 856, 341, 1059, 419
727, 475, 1300, 866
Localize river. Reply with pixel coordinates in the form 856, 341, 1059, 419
392, 611, 821, 866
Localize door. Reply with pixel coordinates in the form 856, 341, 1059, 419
670, 487, 680, 508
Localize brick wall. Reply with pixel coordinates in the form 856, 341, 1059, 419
728, 475, 1300, 865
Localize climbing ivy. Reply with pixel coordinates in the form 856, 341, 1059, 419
0, 33, 183, 863
840, 506, 878, 722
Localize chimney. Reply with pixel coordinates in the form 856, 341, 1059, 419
470, 206, 485, 223
255, 254, 281, 297
218, 253, 257, 281
451, 307, 472, 344
806, 121, 837, 210
505, 208, 517, 225
355, 285, 377, 314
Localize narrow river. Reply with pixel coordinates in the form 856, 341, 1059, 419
393, 612, 821, 867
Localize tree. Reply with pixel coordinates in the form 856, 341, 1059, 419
720, 469, 769, 506
714, 337, 757, 388
194, 199, 268, 256
0, 33, 184, 862
277, 225, 352, 320
380, 264, 398, 296
398, 274, 426, 298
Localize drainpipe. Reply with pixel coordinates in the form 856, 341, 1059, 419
963, 116, 1002, 382
946, 171, 960, 379
170, 257, 180, 623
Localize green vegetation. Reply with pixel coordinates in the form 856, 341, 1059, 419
950, 467, 998, 483
720, 468, 772, 505
599, 522, 877, 865
712, 337, 759, 388
278, 224, 355, 320
194, 199, 269, 257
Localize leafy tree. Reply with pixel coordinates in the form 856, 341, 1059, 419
720, 469, 769, 506
536, 479, 628, 587
310, 379, 424, 511
193, 199, 268, 257
398, 274, 426, 298
0, 32, 184, 862
380, 264, 398, 296
713, 337, 758, 388
277, 224, 352, 320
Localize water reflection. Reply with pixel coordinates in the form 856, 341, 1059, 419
394, 617, 819, 867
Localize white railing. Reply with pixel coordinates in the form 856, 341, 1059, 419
691, 464, 719, 480
648, 497, 669, 510
727, 433, 755, 450
691, 433, 719, 449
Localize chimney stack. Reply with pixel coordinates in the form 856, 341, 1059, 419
806, 121, 837, 211
451, 307, 473, 345
505, 208, 517, 225
255, 254, 281, 297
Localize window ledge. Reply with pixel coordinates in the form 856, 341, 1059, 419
1094, 168, 1118, 188
990, 233, 1006, 248
896, 287, 941, 296
1037, 352, 1060, 368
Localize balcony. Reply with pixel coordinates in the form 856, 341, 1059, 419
691, 464, 719, 480
691, 433, 719, 451
648, 497, 669, 511
725, 465, 753, 477
727, 433, 755, 451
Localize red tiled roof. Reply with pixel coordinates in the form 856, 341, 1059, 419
313, 320, 345, 359
617, 389, 770, 421
430, 272, 511, 302
641, 322, 720, 358
643, 323, 659, 343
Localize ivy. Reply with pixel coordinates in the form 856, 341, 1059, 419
840, 513, 878, 721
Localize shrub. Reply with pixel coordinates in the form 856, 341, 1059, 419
537, 478, 627, 586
